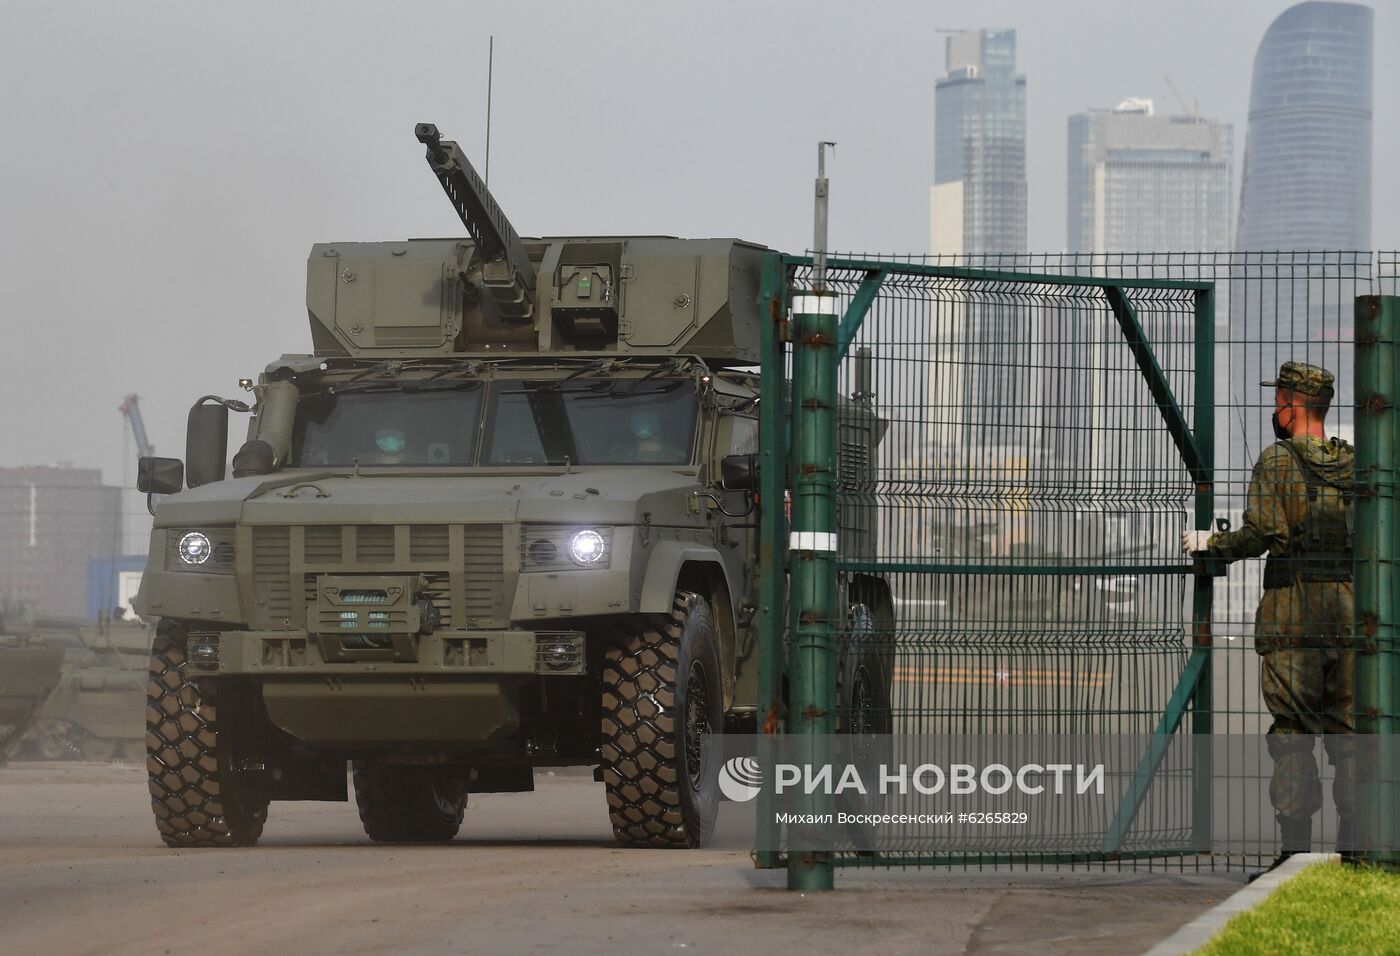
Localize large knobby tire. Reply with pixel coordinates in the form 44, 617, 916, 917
601, 591, 723, 848
837, 603, 894, 736
352, 761, 467, 843
146, 624, 267, 848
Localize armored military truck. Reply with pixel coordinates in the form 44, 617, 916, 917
0, 632, 65, 764
136, 124, 891, 848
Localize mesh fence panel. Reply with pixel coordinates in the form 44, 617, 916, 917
776, 251, 1400, 871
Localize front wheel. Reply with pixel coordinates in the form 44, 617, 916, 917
146, 622, 268, 847
600, 591, 723, 848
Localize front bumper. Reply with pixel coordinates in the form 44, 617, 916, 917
186, 628, 587, 677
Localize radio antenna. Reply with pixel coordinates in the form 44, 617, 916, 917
485, 36, 494, 187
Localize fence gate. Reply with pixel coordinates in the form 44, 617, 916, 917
754, 254, 1217, 885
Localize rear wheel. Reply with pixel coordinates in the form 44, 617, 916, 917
352, 761, 467, 842
146, 622, 267, 847
600, 591, 722, 848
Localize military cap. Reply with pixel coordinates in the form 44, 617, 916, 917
1262, 361, 1335, 398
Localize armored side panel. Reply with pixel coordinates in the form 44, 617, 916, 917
306, 237, 765, 366
0, 643, 65, 759
613, 238, 764, 365
12, 618, 147, 760
307, 240, 474, 356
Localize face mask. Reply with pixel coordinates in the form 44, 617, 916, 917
1272, 409, 1291, 442
376, 433, 406, 455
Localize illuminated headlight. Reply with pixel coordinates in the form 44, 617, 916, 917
521, 525, 612, 571
568, 529, 608, 565
177, 532, 213, 566
168, 528, 235, 573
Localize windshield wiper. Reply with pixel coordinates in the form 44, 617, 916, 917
609, 360, 686, 396
561, 359, 616, 382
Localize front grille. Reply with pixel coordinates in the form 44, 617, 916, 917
252, 526, 292, 623
250, 524, 505, 630
304, 525, 342, 563
464, 525, 504, 619
356, 525, 395, 563
411, 525, 450, 562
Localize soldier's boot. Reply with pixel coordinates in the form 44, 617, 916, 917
1252, 815, 1312, 881
1280, 814, 1312, 855
1336, 816, 1359, 861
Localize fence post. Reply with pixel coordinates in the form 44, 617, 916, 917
754, 253, 788, 869
787, 290, 840, 891
1191, 285, 1215, 851
1355, 294, 1399, 867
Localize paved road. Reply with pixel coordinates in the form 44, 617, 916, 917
0, 763, 1238, 955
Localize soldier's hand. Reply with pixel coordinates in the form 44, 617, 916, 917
1181, 530, 1212, 555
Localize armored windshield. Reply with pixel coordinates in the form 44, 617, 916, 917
289, 387, 485, 467
483, 379, 697, 466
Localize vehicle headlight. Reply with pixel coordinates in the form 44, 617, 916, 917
177, 532, 212, 566
568, 529, 608, 565
521, 525, 612, 571
168, 528, 236, 573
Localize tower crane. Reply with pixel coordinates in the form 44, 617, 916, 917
118, 394, 154, 459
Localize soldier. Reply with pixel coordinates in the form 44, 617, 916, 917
1182, 361, 1355, 865
614, 409, 685, 463
368, 427, 409, 465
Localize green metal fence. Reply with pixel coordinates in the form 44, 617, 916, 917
756, 251, 1400, 883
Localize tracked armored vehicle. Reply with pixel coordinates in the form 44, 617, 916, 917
16, 618, 147, 761
136, 124, 890, 848
0, 629, 65, 764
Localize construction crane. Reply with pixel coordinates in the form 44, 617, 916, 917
1164, 75, 1199, 121
118, 394, 154, 459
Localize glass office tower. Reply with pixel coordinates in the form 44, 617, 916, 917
1067, 99, 1232, 254
1236, 1, 1373, 251
930, 29, 1027, 257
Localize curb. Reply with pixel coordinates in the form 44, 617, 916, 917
1141, 852, 1339, 956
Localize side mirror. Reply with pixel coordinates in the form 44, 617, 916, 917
720, 454, 758, 491
137, 457, 184, 495
186, 402, 229, 488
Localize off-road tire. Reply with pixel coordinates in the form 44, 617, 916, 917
837, 604, 894, 737
146, 623, 267, 847
352, 761, 467, 842
600, 591, 722, 848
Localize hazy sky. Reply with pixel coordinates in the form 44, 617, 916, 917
1, 0, 1395, 544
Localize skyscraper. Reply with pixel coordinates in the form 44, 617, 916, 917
930, 29, 1027, 257
1236, 1, 1373, 251
1067, 99, 1233, 254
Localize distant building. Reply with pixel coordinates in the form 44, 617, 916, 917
930, 28, 1027, 257
1067, 99, 1232, 254
1236, 1, 1373, 251
0, 465, 122, 619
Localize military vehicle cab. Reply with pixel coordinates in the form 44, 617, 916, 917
136, 124, 888, 849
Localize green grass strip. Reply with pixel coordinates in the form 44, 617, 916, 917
1195, 862, 1400, 956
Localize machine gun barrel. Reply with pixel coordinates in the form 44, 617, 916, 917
415, 122, 535, 322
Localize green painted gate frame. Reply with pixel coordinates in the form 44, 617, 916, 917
753, 252, 1219, 876
1355, 295, 1400, 868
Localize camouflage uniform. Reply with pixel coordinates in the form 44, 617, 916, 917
1206, 362, 1355, 825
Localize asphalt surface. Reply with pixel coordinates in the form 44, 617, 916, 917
0, 762, 1241, 955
